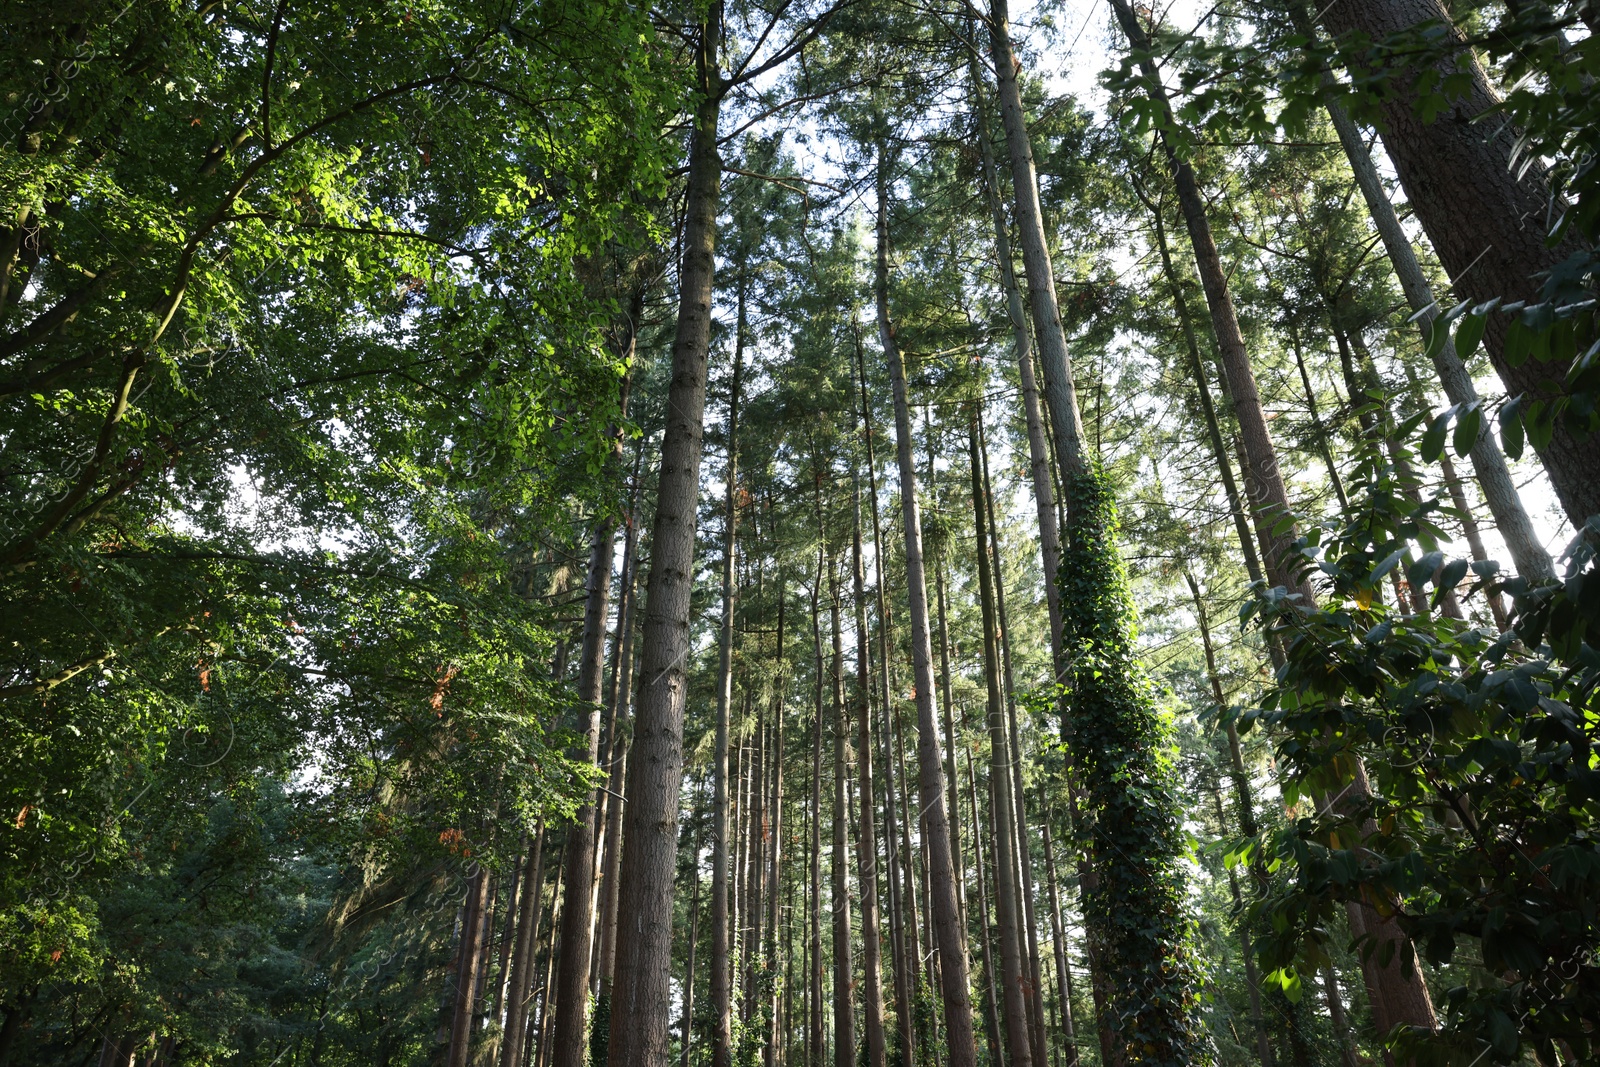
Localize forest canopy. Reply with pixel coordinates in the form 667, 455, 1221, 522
1, 1, 1597, 1067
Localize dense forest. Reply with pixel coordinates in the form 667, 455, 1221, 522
3, 0, 1599, 1065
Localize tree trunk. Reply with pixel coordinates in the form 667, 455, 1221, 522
551, 376, 630, 1067
682, 789, 706, 1067
853, 316, 916, 1067
501, 823, 547, 1067
853, 469, 890, 1067
605, 9, 722, 1063
1039, 819, 1079, 1067
830, 561, 857, 1067
768, 577, 788, 1067
875, 149, 979, 1067
711, 278, 747, 1067
446, 865, 490, 1067
810, 553, 826, 1067
1314, 0, 1598, 528
966, 746, 1005, 1067
1289, 0, 1555, 579
969, 406, 1034, 1067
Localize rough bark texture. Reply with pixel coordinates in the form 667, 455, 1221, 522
604, 11, 721, 1063
500, 825, 545, 1067
445, 866, 489, 1067
1316, 0, 1599, 527
876, 155, 979, 1067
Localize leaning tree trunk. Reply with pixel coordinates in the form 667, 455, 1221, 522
605, 8, 722, 1064
1313, 0, 1598, 528
1108, 0, 1439, 1040
1287, 0, 1553, 580
875, 146, 980, 1067
852, 469, 890, 1067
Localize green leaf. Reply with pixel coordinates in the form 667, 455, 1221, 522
1452, 402, 1481, 457
1500, 396, 1526, 460
1454, 310, 1487, 358
1420, 412, 1449, 462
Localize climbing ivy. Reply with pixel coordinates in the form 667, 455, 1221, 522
1059, 469, 1212, 1066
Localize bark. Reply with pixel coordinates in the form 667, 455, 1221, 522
1039, 819, 1079, 1067
876, 150, 979, 1067
446, 865, 490, 1067
978, 409, 1050, 1067
535, 850, 567, 1067
1290, 328, 1351, 509
768, 577, 788, 1067
830, 562, 857, 1067
605, 9, 722, 1063
853, 469, 890, 1067
492, 843, 525, 1020
969, 407, 1033, 1067
682, 790, 706, 1067
1321, 965, 1361, 1067
853, 316, 916, 1067
551, 400, 628, 1067
596, 526, 642, 996
1314, 0, 1598, 528
966, 746, 1005, 1067
1290, 0, 1553, 580
501, 823, 546, 1067
712, 281, 747, 1067
810, 556, 826, 1067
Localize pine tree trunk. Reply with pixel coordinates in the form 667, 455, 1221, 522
551, 396, 628, 1067
1314, 0, 1598, 528
853, 318, 916, 1067
965, 746, 1005, 1067
876, 149, 979, 1067
810, 554, 826, 1067
768, 577, 788, 1067
605, 8, 722, 1064
446, 865, 490, 1067
969, 407, 1033, 1067
596, 533, 641, 997
829, 564, 857, 1067
712, 281, 747, 1067
853, 469, 890, 1067
501, 823, 546, 1067
536, 850, 567, 1067
1289, 0, 1553, 579
1039, 818, 1079, 1067
682, 788, 706, 1067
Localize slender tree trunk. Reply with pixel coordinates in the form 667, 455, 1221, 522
966, 746, 1004, 1067
682, 789, 706, 1067
854, 317, 916, 1067
493, 851, 524, 1021
712, 281, 747, 1067
977, 409, 1050, 1067
606, 10, 722, 1065
1039, 818, 1078, 1067
969, 407, 1033, 1067
810, 556, 826, 1067
1312, 0, 1597, 528
768, 580, 788, 1067
501, 822, 547, 1067
596, 543, 640, 996
536, 850, 567, 1067
446, 866, 490, 1067
830, 562, 857, 1067
853, 469, 890, 1067
876, 147, 979, 1067
1286, 0, 1554, 578
551, 371, 631, 1067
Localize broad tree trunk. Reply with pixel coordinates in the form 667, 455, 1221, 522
852, 470, 890, 1067
606, 9, 723, 1063
969, 406, 1033, 1067
1314, 0, 1598, 527
875, 148, 979, 1067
